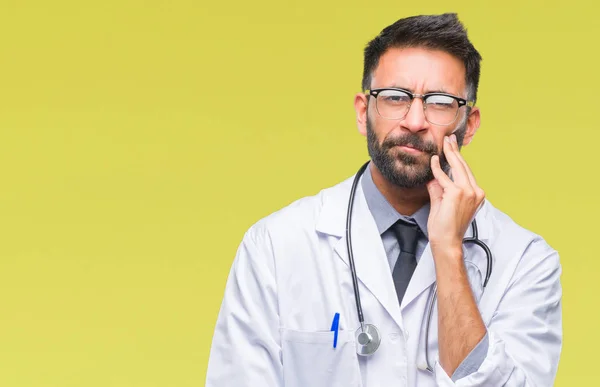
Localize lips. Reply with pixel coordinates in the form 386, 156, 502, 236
397, 145, 424, 154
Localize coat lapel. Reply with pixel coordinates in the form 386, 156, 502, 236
400, 200, 494, 310
316, 175, 404, 330
315, 174, 495, 325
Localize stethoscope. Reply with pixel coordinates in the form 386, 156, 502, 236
346, 161, 493, 373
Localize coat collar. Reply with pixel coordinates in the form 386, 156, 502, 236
315, 172, 492, 241
315, 172, 494, 325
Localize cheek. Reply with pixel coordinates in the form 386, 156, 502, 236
368, 111, 396, 139
431, 132, 448, 153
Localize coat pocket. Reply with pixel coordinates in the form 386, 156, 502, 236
280, 328, 361, 387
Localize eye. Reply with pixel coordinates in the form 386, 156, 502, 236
378, 90, 411, 104
425, 95, 456, 109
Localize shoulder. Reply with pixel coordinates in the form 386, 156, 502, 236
484, 200, 561, 275
241, 175, 354, 249
486, 201, 555, 249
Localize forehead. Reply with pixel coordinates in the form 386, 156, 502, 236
371, 47, 467, 95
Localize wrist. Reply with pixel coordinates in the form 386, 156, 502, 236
432, 246, 467, 286
430, 243, 463, 262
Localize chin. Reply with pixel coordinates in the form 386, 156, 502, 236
393, 157, 427, 172
389, 163, 432, 188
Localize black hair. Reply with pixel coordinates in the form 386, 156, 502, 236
362, 13, 482, 102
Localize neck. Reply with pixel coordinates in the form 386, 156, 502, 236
369, 162, 430, 216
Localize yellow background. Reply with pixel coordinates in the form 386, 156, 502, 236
0, 0, 595, 385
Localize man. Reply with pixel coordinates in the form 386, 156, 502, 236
206, 13, 562, 387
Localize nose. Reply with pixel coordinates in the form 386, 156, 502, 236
401, 98, 428, 133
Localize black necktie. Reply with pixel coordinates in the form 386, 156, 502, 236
391, 219, 422, 306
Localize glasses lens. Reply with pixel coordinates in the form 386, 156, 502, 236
376, 89, 411, 119
424, 95, 459, 125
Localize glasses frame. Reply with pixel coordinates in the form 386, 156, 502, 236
366, 87, 475, 126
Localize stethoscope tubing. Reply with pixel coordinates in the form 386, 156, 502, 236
346, 161, 370, 330
346, 161, 493, 365
422, 220, 492, 372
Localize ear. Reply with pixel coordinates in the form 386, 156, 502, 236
354, 93, 369, 137
462, 106, 481, 146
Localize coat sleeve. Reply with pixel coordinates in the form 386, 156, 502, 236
205, 225, 283, 386
434, 237, 563, 387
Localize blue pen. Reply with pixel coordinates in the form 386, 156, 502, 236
330, 312, 340, 348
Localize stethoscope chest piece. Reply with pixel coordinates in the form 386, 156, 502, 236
355, 323, 381, 356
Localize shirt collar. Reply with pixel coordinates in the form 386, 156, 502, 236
361, 161, 430, 238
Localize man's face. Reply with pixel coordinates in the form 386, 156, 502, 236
366, 109, 467, 188
355, 47, 479, 189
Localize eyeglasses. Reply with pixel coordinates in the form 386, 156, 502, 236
366, 88, 475, 126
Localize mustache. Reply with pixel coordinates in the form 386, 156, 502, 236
381, 133, 438, 155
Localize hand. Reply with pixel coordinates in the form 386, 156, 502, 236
426, 134, 485, 256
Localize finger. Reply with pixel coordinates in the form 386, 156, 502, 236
426, 178, 444, 205
449, 134, 478, 188
450, 134, 485, 200
443, 135, 470, 188
430, 154, 453, 189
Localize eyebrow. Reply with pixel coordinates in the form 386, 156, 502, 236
382, 84, 453, 95
426, 88, 451, 94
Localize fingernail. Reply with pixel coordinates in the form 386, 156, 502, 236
451, 134, 457, 143
445, 136, 451, 143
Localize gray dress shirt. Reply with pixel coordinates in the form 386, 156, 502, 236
360, 162, 489, 381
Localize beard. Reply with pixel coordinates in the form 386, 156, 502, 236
366, 116, 467, 189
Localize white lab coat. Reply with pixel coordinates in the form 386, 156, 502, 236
205, 173, 562, 387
